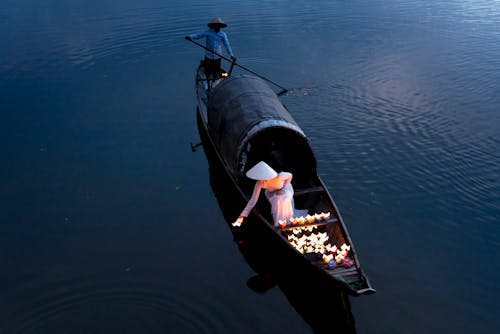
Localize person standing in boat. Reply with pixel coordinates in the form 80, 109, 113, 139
233, 161, 302, 227
185, 17, 236, 88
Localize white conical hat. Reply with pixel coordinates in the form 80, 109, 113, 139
245, 161, 277, 180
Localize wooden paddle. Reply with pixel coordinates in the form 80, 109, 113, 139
185, 37, 289, 96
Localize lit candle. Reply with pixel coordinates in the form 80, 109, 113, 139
323, 254, 333, 263
335, 254, 345, 263
306, 214, 315, 223
278, 220, 287, 228
319, 212, 330, 220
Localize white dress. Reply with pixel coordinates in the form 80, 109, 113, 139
239, 172, 300, 226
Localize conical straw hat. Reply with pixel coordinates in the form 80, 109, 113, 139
245, 161, 277, 180
208, 17, 227, 28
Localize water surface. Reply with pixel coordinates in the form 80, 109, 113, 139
1, 0, 499, 333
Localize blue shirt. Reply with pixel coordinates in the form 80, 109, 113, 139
189, 29, 234, 59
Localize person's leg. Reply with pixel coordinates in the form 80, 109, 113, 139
204, 57, 215, 89
214, 58, 221, 78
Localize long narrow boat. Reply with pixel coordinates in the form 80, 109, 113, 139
194, 61, 375, 296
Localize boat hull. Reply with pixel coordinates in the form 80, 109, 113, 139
194, 63, 375, 296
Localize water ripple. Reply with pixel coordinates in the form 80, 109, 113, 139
5, 275, 228, 333
1, 4, 217, 78
287, 71, 499, 242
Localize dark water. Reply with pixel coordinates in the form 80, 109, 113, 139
1, 0, 499, 333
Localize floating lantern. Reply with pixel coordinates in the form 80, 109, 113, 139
341, 244, 350, 251
339, 244, 350, 256
323, 254, 333, 263
320, 212, 330, 220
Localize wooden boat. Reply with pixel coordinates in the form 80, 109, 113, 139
206, 150, 358, 332
194, 61, 375, 296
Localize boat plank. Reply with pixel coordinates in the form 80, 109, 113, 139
294, 187, 324, 196
279, 218, 338, 231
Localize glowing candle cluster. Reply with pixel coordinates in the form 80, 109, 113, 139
278, 212, 331, 228
287, 232, 352, 268
287, 230, 330, 254
286, 228, 352, 267
328, 243, 351, 266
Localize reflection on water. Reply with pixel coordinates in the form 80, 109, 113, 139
1, 0, 499, 333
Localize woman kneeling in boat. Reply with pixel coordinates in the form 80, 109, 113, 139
233, 161, 301, 227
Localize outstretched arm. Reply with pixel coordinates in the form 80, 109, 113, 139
233, 182, 262, 227
240, 181, 262, 217
188, 31, 207, 40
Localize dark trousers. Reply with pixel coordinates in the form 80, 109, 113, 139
204, 57, 221, 81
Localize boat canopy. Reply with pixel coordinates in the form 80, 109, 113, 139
207, 75, 316, 183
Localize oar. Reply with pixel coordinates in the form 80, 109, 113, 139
185, 37, 289, 96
